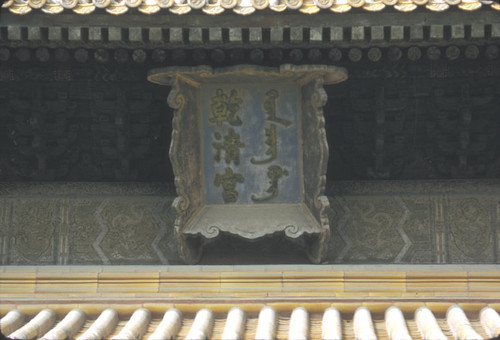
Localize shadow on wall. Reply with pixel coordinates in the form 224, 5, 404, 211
200, 233, 310, 265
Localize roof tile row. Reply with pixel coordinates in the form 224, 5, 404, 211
2, 0, 500, 15
2, 305, 499, 339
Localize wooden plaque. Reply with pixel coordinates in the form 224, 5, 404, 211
148, 65, 347, 263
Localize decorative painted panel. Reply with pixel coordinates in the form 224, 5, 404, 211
447, 196, 495, 263
10, 199, 56, 264
0, 181, 498, 265
0, 183, 180, 265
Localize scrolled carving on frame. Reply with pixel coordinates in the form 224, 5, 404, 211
311, 77, 329, 204
165, 77, 204, 263
167, 80, 185, 110
301, 75, 331, 262
312, 195, 331, 260
283, 224, 301, 237
206, 225, 222, 238
168, 80, 190, 261
191, 219, 316, 240
172, 196, 188, 229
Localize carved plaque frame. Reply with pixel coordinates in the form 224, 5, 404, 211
148, 64, 347, 264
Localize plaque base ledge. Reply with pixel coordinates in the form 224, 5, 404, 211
183, 203, 324, 240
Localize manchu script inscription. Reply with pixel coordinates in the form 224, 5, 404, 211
203, 85, 301, 205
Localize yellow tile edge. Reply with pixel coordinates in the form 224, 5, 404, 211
1, 266, 499, 302
1, 301, 497, 319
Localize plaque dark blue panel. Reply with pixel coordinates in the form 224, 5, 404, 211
202, 85, 301, 205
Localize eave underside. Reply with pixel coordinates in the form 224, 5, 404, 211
1, 11, 500, 50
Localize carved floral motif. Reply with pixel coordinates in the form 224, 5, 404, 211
11, 200, 56, 264
448, 197, 494, 262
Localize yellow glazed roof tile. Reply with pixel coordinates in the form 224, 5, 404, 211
2, 0, 498, 15
1, 304, 498, 339
1, 265, 499, 339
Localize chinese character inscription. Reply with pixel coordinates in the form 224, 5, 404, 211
203, 85, 300, 205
